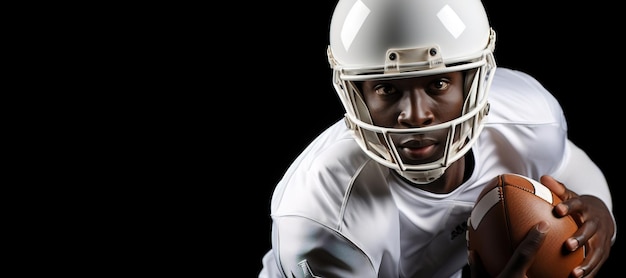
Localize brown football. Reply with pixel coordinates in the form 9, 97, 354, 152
466, 173, 584, 278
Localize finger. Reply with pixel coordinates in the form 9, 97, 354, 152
574, 237, 607, 278
566, 219, 597, 251
539, 176, 569, 217
540, 175, 580, 219
499, 221, 550, 277
539, 175, 567, 197
571, 221, 610, 278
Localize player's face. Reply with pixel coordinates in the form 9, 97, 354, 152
361, 71, 465, 164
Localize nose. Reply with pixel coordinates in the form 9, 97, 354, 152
397, 90, 434, 127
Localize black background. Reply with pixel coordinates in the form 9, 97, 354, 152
247, 0, 621, 276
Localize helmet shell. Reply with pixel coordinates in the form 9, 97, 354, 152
329, 0, 491, 71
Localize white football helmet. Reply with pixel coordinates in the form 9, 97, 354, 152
328, 0, 497, 184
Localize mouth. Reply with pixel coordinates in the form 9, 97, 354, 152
397, 138, 438, 161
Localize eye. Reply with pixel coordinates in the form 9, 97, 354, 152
430, 79, 451, 91
374, 83, 397, 96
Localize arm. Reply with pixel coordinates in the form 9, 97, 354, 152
541, 140, 615, 277
554, 140, 613, 217
469, 140, 615, 278
270, 217, 377, 278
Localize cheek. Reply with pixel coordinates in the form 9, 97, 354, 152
442, 104, 464, 120
365, 98, 398, 126
438, 94, 465, 120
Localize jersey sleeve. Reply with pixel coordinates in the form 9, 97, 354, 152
263, 121, 395, 277
269, 216, 377, 278
483, 68, 570, 178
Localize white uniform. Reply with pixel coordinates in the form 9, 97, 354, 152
259, 68, 614, 278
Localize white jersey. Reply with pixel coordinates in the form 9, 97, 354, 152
259, 68, 612, 278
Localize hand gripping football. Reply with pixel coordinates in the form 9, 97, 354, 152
466, 173, 584, 278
